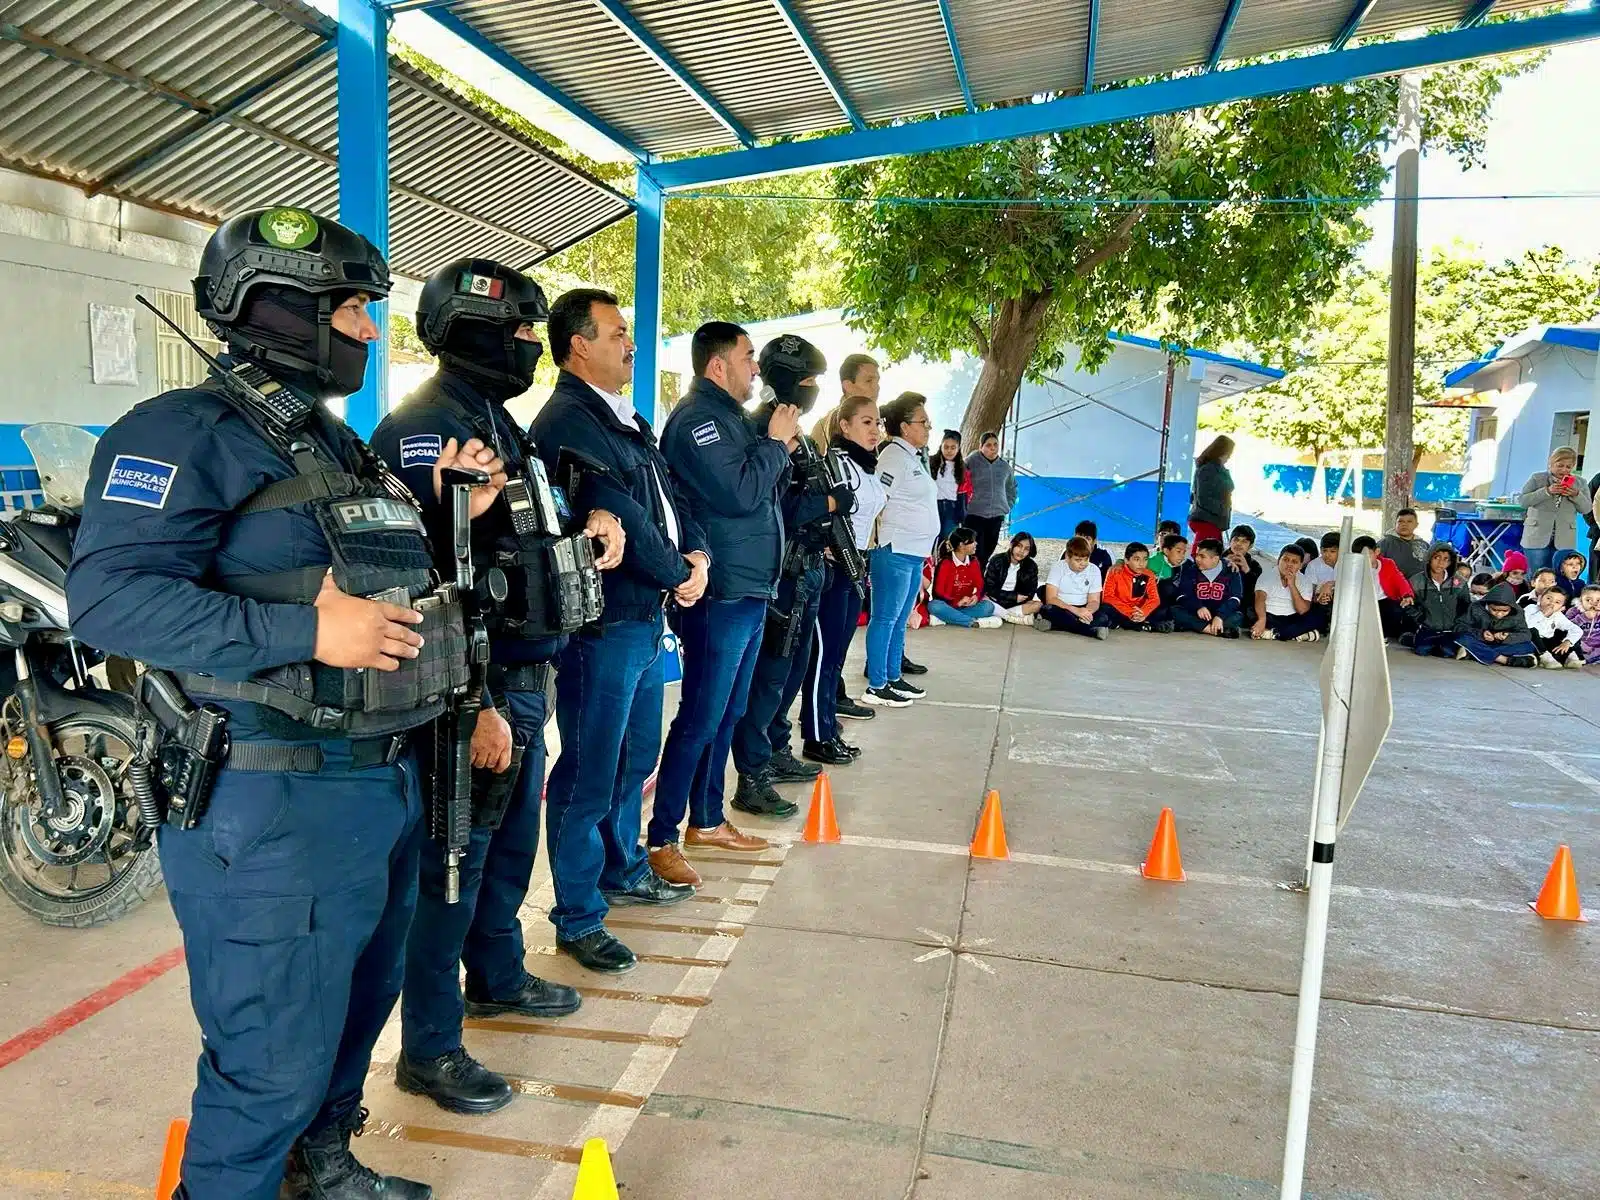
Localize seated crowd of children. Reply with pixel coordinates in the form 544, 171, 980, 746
925, 512, 1600, 670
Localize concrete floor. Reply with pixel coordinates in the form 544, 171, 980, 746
0, 627, 1596, 1199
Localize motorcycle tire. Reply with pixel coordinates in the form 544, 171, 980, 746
0, 696, 165, 928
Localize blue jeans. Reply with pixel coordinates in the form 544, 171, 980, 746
938, 499, 962, 541
402, 685, 547, 1060
1521, 544, 1568, 574
161, 738, 422, 1200
650, 597, 767, 845
544, 618, 661, 941
928, 597, 997, 626
1413, 628, 1460, 657
802, 569, 863, 743
866, 550, 924, 689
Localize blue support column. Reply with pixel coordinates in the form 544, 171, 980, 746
631, 168, 665, 424
338, 0, 390, 435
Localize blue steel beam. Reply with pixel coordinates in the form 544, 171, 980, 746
426, 9, 649, 159
90, 41, 335, 194
1205, 0, 1246, 71
646, 7, 1600, 190
631, 169, 665, 423
771, 0, 865, 131
591, 0, 756, 147
338, 0, 390, 432
1330, 0, 1379, 51
1458, 1, 1497, 29
1085, 0, 1100, 93
935, 0, 975, 112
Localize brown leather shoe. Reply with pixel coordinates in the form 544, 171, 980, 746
686, 822, 770, 852
648, 844, 702, 887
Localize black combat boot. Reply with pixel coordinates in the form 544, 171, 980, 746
282, 1108, 431, 1199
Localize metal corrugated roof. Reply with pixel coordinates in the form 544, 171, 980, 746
0, 0, 632, 274
439, 0, 1558, 158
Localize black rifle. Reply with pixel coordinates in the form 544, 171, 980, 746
793, 437, 867, 598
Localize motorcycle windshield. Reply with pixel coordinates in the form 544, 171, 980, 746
21, 423, 99, 511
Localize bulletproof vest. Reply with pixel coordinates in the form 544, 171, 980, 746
181, 397, 470, 738
410, 376, 602, 638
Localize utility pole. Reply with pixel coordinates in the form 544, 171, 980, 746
1382, 72, 1422, 532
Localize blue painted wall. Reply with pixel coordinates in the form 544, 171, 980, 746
1012, 477, 1194, 542
1261, 465, 1464, 503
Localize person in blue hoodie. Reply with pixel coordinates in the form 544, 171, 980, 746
1169, 537, 1244, 637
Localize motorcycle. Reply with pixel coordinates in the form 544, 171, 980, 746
0, 423, 161, 926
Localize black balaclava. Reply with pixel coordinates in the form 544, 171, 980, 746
440, 318, 541, 402
230, 285, 369, 398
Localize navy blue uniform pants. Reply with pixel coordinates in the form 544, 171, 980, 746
802, 567, 863, 744
545, 618, 660, 942
732, 566, 825, 777
650, 597, 766, 845
162, 742, 423, 1200
402, 686, 547, 1061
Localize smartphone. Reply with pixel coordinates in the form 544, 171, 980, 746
1562, 474, 1577, 490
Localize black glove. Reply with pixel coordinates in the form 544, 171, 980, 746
828, 482, 855, 513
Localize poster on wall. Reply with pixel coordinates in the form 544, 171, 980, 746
89, 303, 138, 386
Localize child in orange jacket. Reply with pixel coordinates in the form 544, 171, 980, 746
1101, 542, 1174, 632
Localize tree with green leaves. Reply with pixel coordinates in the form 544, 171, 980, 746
1214, 244, 1600, 465
830, 55, 1538, 446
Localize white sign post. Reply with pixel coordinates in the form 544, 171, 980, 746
1280, 516, 1393, 1199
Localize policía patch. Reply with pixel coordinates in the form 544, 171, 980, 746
691, 420, 721, 447
330, 497, 425, 534
399, 433, 443, 469
102, 455, 178, 509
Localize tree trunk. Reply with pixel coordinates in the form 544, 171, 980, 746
959, 292, 1051, 450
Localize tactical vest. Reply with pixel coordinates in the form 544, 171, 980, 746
409, 377, 602, 638
181, 396, 470, 738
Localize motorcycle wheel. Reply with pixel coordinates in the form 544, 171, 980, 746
0, 695, 164, 927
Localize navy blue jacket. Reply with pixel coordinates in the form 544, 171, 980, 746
1173, 559, 1244, 620
529, 370, 708, 624
660, 376, 789, 601
370, 369, 561, 665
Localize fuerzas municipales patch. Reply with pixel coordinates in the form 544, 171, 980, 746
879, 472, 894, 487
102, 455, 178, 509
399, 434, 443, 469
691, 420, 721, 447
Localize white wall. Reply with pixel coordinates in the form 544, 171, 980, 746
1464, 343, 1597, 496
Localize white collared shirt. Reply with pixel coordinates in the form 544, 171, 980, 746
588, 382, 680, 548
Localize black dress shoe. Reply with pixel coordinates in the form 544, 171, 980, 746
831, 735, 862, 759
768, 745, 821, 782
464, 972, 581, 1018
557, 930, 637, 974
802, 739, 853, 765
900, 655, 928, 675
731, 772, 799, 817
396, 1048, 512, 1116
836, 697, 876, 721
602, 871, 695, 907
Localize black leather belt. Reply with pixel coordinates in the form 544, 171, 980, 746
488, 661, 551, 694
228, 732, 409, 773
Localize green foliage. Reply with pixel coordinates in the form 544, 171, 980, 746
1218, 245, 1600, 461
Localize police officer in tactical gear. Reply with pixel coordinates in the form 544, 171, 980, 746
68, 206, 487, 1199
370, 259, 624, 1115
729, 335, 850, 815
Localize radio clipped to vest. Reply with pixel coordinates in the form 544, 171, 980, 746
495, 453, 603, 637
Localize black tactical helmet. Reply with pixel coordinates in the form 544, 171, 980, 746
194, 206, 390, 326
759, 334, 828, 411
417, 258, 549, 351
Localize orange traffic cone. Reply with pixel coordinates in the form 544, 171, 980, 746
970, 790, 1009, 860
1140, 808, 1185, 882
1530, 844, 1586, 921
154, 1118, 187, 1199
803, 773, 841, 844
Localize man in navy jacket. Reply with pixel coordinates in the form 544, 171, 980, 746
528, 289, 711, 975
648, 323, 799, 884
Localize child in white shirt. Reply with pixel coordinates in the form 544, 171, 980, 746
1527, 587, 1586, 669
1034, 536, 1109, 639
1252, 544, 1323, 642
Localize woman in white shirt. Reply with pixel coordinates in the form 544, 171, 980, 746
800, 394, 887, 760
862, 392, 941, 706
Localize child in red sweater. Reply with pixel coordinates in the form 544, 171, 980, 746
1350, 534, 1417, 639
928, 526, 1004, 629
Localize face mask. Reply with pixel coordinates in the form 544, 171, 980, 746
328, 328, 370, 397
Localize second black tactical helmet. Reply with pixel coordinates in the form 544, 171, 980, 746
418, 259, 551, 396
759, 334, 827, 413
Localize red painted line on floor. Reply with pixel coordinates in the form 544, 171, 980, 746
0, 946, 186, 1071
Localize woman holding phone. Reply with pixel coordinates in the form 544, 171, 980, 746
1518, 446, 1593, 574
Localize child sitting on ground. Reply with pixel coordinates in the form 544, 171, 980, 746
1102, 542, 1172, 632
1469, 572, 1493, 601
1458, 582, 1538, 667
1526, 587, 1586, 669
1295, 536, 1322, 568
1227, 524, 1262, 604
1567, 584, 1600, 664
983, 531, 1042, 624
1154, 533, 1189, 612
1034, 535, 1109, 639
929, 526, 1005, 628
1554, 550, 1587, 602
1406, 541, 1469, 658
1494, 550, 1530, 598
1453, 560, 1475, 589
1149, 521, 1184, 578
1518, 567, 1558, 609
1302, 531, 1339, 618
1074, 519, 1116, 581
1251, 543, 1322, 642
1350, 534, 1417, 639
1172, 537, 1244, 637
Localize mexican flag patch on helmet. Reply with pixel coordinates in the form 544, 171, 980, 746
257, 207, 319, 250
459, 272, 505, 299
